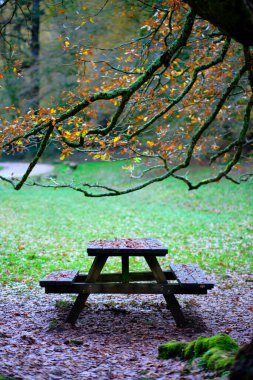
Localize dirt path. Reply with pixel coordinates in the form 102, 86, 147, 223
0, 276, 252, 380
0, 162, 54, 179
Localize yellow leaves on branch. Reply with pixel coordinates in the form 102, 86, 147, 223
78, 47, 93, 56
93, 153, 107, 161
63, 40, 70, 52
168, 0, 182, 10
147, 141, 155, 148
63, 131, 71, 137
113, 136, 120, 147
60, 148, 73, 161
1, 2, 244, 178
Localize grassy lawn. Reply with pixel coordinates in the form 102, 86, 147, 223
0, 161, 252, 285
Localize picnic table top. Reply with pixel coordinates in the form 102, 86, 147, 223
87, 238, 168, 256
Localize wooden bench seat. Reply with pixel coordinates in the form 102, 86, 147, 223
40, 270, 79, 286
169, 263, 214, 289
40, 264, 214, 292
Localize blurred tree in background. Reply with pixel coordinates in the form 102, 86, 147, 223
0, 0, 147, 110
0, 0, 252, 196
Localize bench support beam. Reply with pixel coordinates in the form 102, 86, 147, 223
122, 256, 129, 283
144, 255, 187, 327
66, 255, 108, 324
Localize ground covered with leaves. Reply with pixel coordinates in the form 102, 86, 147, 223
0, 275, 252, 380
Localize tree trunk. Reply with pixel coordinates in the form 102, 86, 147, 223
184, 0, 253, 45
29, 0, 40, 109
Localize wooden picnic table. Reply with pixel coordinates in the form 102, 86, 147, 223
40, 238, 214, 327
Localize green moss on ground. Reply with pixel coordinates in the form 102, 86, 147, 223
184, 334, 238, 360
202, 347, 235, 371
158, 341, 187, 359
158, 334, 239, 375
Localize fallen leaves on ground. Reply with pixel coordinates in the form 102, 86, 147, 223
0, 274, 252, 380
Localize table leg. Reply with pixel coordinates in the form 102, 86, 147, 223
144, 255, 186, 327
122, 256, 129, 283
66, 255, 108, 324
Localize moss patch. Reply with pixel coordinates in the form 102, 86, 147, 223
202, 347, 235, 371
184, 334, 238, 360
158, 334, 239, 375
158, 341, 187, 359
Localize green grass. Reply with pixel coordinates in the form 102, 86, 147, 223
0, 161, 252, 285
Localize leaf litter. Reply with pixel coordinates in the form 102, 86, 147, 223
0, 274, 252, 380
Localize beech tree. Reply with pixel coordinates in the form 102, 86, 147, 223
0, 0, 252, 196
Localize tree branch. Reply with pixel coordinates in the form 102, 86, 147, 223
14, 122, 55, 190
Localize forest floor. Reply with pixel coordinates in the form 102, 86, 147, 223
0, 274, 252, 380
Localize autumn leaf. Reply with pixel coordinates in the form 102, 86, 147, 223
147, 141, 155, 148
113, 136, 120, 146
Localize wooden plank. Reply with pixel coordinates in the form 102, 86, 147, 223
66, 255, 108, 324
144, 255, 187, 327
170, 263, 214, 289
87, 238, 168, 256
40, 270, 79, 286
122, 256, 129, 283
75, 270, 176, 283
43, 282, 208, 295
